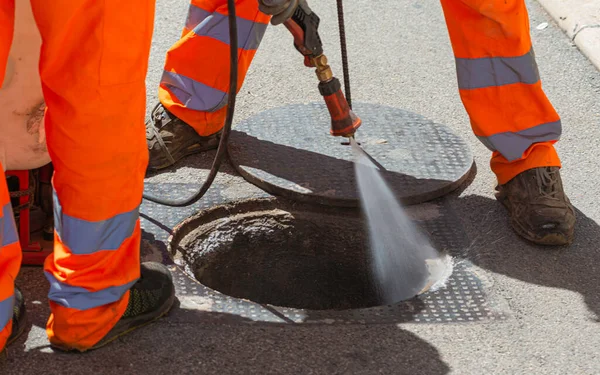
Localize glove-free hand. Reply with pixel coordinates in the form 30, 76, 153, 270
258, 0, 300, 25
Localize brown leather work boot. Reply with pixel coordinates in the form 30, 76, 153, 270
146, 103, 221, 171
495, 167, 576, 246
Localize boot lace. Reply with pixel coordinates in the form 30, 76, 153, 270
535, 167, 560, 199
145, 103, 169, 139
145, 103, 176, 164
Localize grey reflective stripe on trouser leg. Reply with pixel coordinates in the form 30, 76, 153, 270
52, 190, 138, 255
45, 272, 136, 311
1, 203, 18, 247
193, 12, 268, 51
0, 203, 18, 333
477, 120, 562, 161
0, 295, 14, 333
456, 48, 540, 90
185, 4, 211, 31
47, 190, 140, 310
161, 71, 229, 112
161, 11, 268, 113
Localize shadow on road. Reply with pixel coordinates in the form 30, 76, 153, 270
226, 132, 469, 207
454, 194, 600, 320
144, 131, 472, 208
4, 290, 451, 375
144, 149, 241, 180
8, 229, 451, 374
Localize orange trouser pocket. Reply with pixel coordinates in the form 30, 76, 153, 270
0, 163, 23, 351
158, 0, 270, 136
440, 0, 561, 184
27, 0, 155, 350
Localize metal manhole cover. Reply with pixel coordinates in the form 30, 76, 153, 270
140, 183, 507, 325
228, 102, 474, 206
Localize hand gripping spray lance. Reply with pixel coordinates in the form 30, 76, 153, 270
260, 0, 361, 138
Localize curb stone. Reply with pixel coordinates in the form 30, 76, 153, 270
535, 0, 600, 71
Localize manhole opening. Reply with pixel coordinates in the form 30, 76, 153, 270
170, 199, 447, 311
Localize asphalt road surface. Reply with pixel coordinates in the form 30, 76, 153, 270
6, 0, 600, 374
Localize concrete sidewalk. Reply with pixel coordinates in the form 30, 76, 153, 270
535, 0, 600, 71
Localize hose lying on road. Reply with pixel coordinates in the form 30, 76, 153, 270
142, 0, 239, 207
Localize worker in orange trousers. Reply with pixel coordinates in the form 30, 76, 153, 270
147, 0, 575, 246
1, 0, 175, 356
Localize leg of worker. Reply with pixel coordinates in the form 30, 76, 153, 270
0, 165, 22, 353
440, 0, 560, 182
30, 0, 173, 351
146, 0, 270, 170
440, 0, 575, 245
0, 0, 21, 354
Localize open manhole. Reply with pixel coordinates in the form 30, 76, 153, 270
168, 198, 451, 311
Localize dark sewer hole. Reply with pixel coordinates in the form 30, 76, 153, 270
169, 199, 433, 311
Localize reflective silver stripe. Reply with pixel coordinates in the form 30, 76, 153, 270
53, 190, 138, 255
0, 294, 14, 332
456, 48, 540, 90
477, 120, 561, 161
45, 272, 136, 311
185, 4, 211, 31
193, 12, 268, 51
1, 203, 18, 247
161, 71, 228, 112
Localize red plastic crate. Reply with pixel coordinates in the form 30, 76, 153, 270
6, 169, 53, 266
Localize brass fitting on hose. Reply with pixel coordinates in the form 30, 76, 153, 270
310, 54, 334, 83
279, 0, 361, 137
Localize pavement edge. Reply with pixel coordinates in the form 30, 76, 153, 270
534, 0, 600, 71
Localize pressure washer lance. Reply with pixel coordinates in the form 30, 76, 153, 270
280, 0, 361, 137
267, 1, 450, 302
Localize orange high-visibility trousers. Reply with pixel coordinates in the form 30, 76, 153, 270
0, 162, 22, 351
0, 0, 155, 351
158, 0, 270, 137
441, 0, 562, 184
159, 0, 561, 184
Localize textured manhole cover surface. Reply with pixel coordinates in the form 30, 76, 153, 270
228, 102, 474, 206
141, 183, 507, 324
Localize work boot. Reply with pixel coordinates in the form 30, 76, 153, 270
0, 287, 27, 361
146, 103, 221, 171
51, 262, 176, 352
495, 167, 576, 246
7, 287, 27, 347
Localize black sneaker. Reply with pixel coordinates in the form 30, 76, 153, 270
51, 262, 176, 352
146, 103, 221, 171
6, 287, 27, 347
1, 287, 27, 362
